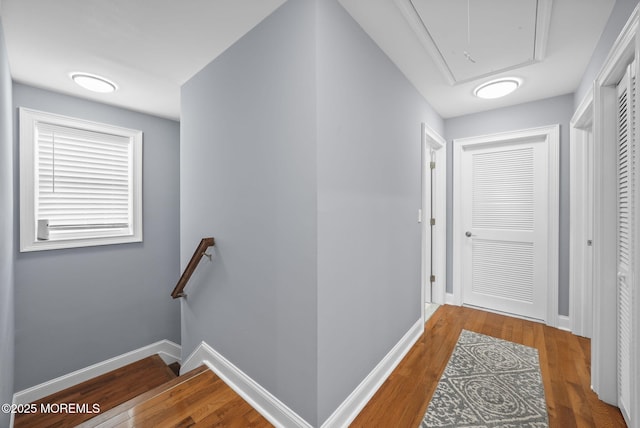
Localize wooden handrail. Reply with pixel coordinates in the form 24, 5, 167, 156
171, 237, 215, 299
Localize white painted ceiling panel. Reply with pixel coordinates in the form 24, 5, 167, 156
412, 0, 539, 82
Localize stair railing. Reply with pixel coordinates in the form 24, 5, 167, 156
171, 237, 215, 299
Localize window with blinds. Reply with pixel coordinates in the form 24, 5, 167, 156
19, 108, 143, 252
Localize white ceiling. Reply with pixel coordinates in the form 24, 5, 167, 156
1, 0, 286, 120
1, 0, 616, 120
339, 0, 616, 118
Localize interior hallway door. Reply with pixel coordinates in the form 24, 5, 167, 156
459, 135, 549, 321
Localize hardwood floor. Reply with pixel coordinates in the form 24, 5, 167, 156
14, 355, 177, 428
351, 304, 627, 427
80, 366, 271, 427
14, 357, 270, 428
13, 306, 627, 427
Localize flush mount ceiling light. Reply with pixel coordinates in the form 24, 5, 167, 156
70, 73, 117, 93
474, 78, 522, 99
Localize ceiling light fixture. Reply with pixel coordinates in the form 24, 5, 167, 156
474, 78, 521, 99
70, 73, 117, 93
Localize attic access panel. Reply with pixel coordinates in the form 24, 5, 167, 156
400, 0, 552, 84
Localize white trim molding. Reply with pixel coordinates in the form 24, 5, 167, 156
421, 123, 447, 318
320, 318, 423, 428
181, 343, 313, 428
445, 293, 457, 306
569, 87, 595, 339
452, 125, 560, 327
181, 319, 423, 428
12, 340, 180, 406
591, 3, 640, 422
557, 315, 572, 332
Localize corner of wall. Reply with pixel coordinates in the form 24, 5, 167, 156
0, 18, 15, 428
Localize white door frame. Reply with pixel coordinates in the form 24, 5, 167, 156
592, 4, 640, 419
421, 123, 447, 321
569, 88, 594, 338
452, 125, 560, 327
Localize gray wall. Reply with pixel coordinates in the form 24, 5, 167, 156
13, 83, 181, 391
444, 94, 574, 316
180, 0, 319, 423
180, 0, 443, 425
575, 0, 640, 107
315, 0, 442, 423
0, 20, 15, 428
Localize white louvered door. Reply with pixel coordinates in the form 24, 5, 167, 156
460, 138, 548, 320
616, 64, 634, 423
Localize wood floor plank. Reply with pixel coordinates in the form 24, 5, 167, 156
351, 305, 626, 428
79, 366, 209, 428
92, 367, 271, 427
118, 371, 219, 423
14, 355, 177, 428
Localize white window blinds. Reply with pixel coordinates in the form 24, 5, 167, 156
20, 108, 142, 252
36, 123, 132, 238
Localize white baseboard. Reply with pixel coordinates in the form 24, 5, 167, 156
181, 319, 423, 428
181, 341, 313, 428
557, 315, 572, 332
445, 292, 457, 305
320, 318, 423, 428
12, 340, 181, 406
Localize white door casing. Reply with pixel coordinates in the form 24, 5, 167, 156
421, 123, 447, 317
453, 125, 559, 326
592, 5, 640, 418
570, 88, 595, 339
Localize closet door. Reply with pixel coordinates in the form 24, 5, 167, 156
616, 63, 634, 422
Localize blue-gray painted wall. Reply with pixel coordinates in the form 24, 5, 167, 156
180, 0, 319, 423
180, 0, 442, 425
316, 0, 442, 423
0, 20, 15, 428
13, 83, 181, 391
444, 94, 574, 316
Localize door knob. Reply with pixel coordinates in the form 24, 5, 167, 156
465, 231, 474, 237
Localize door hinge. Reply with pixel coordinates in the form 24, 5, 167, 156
430, 218, 436, 226
430, 275, 436, 283
430, 161, 436, 170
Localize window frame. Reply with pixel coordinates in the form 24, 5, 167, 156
19, 107, 143, 252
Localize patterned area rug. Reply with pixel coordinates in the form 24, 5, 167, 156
421, 330, 549, 427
